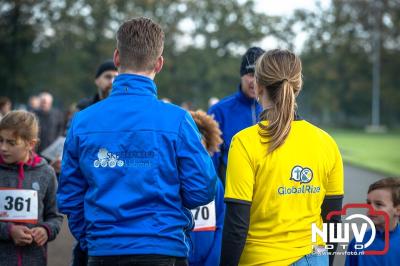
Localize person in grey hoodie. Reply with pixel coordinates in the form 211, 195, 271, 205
0, 110, 63, 266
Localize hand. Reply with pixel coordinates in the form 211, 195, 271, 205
10, 225, 33, 246
32, 226, 49, 246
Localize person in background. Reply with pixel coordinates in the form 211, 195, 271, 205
27, 95, 40, 112
34, 92, 64, 153
221, 49, 344, 266
76, 60, 118, 111
57, 17, 216, 266
207, 47, 264, 184
0, 110, 63, 266
0, 96, 12, 120
188, 110, 225, 266
345, 177, 400, 266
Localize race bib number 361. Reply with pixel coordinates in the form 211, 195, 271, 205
0, 188, 38, 224
191, 200, 216, 232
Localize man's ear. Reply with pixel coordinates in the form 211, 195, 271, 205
254, 80, 264, 98
113, 49, 120, 69
154, 56, 163, 74
94, 77, 100, 87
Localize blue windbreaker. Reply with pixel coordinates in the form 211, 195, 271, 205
57, 74, 217, 257
208, 85, 261, 179
189, 179, 225, 266
345, 225, 400, 266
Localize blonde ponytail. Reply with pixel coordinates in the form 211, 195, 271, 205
255, 50, 302, 153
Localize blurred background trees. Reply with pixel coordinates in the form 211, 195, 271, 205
1, 0, 399, 128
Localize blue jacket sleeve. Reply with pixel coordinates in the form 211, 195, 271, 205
203, 180, 225, 266
177, 112, 217, 209
56, 117, 88, 249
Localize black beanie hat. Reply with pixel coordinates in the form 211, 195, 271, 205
240, 47, 265, 76
95, 60, 117, 78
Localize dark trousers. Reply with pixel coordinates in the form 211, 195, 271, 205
72, 242, 88, 266
87, 255, 188, 266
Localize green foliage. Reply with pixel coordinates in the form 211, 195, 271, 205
291, 1, 400, 127
0, 0, 275, 109
327, 128, 400, 176
0, 0, 399, 127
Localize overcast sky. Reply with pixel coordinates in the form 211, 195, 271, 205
254, 0, 330, 16
254, 0, 331, 51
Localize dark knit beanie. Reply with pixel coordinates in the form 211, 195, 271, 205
240, 47, 265, 76
95, 60, 117, 78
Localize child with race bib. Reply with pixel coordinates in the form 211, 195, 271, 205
0, 110, 63, 266
189, 110, 225, 266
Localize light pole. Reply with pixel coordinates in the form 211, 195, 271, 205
370, 0, 382, 129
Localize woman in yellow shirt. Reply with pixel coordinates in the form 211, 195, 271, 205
221, 49, 344, 266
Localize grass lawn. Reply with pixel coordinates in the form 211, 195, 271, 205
324, 129, 400, 176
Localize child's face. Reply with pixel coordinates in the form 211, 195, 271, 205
367, 188, 400, 231
0, 129, 32, 164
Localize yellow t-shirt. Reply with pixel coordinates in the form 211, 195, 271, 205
225, 120, 344, 266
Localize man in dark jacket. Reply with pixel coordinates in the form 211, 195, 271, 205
35, 92, 64, 153
208, 47, 264, 184
76, 60, 118, 111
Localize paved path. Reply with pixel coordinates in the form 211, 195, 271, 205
46, 164, 386, 266
48, 215, 74, 266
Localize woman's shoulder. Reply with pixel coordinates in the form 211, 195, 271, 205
233, 124, 261, 142
294, 120, 338, 146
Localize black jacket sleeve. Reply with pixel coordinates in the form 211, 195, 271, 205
321, 195, 343, 266
220, 201, 251, 266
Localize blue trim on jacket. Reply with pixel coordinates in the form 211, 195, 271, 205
57, 73, 217, 257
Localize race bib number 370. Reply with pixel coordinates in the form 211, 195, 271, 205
0, 188, 38, 224
191, 200, 216, 232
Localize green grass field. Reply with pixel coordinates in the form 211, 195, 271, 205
324, 129, 400, 176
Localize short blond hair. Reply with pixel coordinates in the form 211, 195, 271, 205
0, 110, 39, 142
116, 17, 164, 72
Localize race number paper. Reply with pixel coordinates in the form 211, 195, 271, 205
0, 189, 38, 224
191, 200, 216, 231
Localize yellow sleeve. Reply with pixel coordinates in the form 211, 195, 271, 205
224, 135, 254, 203
326, 140, 344, 196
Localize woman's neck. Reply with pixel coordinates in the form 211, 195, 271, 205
259, 92, 273, 110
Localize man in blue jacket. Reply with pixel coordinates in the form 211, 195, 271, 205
57, 17, 217, 266
208, 47, 264, 184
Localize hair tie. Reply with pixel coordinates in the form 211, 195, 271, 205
282, 79, 289, 83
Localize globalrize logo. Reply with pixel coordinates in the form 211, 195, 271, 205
278, 166, 320, 195
290, 165, 313, 183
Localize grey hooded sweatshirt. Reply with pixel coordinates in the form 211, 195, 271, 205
0, 154, 63, 266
